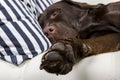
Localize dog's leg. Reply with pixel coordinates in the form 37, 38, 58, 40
40, 33, 120, 75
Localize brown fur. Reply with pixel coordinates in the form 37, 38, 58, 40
39, 0, 120, 75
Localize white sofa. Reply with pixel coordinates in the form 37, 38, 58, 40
0, 0, 120, 80
1, 51, 120, 80
53, 0, 120, 4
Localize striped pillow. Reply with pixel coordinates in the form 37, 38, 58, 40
0, 0, 52, 65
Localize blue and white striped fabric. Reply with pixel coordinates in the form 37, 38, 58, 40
0, 0, 53, 65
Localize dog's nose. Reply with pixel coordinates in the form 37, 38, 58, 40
43, 25, 56, 37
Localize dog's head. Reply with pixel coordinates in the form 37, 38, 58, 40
39, 0, 120, 43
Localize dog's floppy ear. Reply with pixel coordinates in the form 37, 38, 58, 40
88, 4, 107, 20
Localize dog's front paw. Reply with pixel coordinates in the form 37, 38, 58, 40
40, 41, 75, 75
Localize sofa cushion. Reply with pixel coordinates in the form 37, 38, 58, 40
0, 0, 53, 65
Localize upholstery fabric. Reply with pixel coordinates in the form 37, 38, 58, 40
0, 0, 52, 64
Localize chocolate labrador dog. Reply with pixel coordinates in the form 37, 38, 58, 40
39, 0, 120, 75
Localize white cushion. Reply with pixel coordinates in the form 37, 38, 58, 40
53, 0, 120, 4
0, 51, 120, 80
